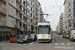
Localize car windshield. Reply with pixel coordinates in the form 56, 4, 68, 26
19, 35, 24, 38
24, 36, 28, 39
15, 35, 19, 37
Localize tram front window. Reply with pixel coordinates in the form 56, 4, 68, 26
39, 27, 49, 34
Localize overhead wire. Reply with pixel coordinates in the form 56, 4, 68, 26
54, 0, 61, 13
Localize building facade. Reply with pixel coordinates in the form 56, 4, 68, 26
56, 22, 60, 34
0, 0, 43, 41
64, 0, 75, 32
59, 13, 64, 34
0, 0, 10, 41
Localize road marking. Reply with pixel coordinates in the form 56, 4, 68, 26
23, 44, 27, 45
29, 43, 33, 44
55, 43, 58, 45
67, 43, 71, 45
17, 44, 21, 45
61, 43, 64, 45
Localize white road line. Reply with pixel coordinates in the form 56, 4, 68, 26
61, 43, 64, 45
29, 43, 33, 44
55, 35, 60, 43
55, 43, 58, 45
23, 44, 27, 45
17, 44, 21, 45
67, 43, 71, 45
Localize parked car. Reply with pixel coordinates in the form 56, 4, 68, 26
17, 35, 32, 44
63, 34, 66, 38
31, 34, 37, 41
70, 30, 75, 41
58, 33, 61, 35
66, 33, 69, 39
63, 33, 69, 39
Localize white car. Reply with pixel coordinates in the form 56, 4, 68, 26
70, 30, 75, 41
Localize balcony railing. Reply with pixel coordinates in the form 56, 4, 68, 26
21, 19, 24, 23
15, 16, 20, 20
0, 6, 6, 15
15, 25, 20, 29
20, 27, 24, 31
0, 20, 6, 26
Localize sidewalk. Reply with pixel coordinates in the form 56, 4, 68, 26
0, 41, 10, 46
0, 40, 9, 43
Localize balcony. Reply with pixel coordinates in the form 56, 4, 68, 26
20, 27, 24, 31
21, 19, 24, 23
16, 6, 20, 11
15, 16, 20, 20
1, 0, 6, 3
15, 25, 20, 29
0, 20, 6, 26
0, 6, 6, 15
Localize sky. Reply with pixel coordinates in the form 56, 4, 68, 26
38, 0, 65, 31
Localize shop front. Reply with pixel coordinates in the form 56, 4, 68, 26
0, 27, 11, 41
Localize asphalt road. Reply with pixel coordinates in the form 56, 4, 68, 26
0, 34, 75, 50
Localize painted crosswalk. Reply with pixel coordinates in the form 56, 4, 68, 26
55, 43, 72, 45
17, 42, 33, 45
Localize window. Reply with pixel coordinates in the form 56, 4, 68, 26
20, 0, 23, 3
20, 5, 23, 11
22, 7, 23, 11
22, 23, 23, 27
20, 14, 22, 19
20, 22, 22, 27
27, 5, 31, 10
22, 15, 23, 19
25, 25, 27, 29
24, 9, 27, 14
24, 9, 25, 13
24, 1, 27, 7
20, 14, 23, 19
23, 24, 25, 28
27, 0, 31, 4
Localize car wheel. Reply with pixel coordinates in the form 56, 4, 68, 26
17, 42, 19, 44
72, 39, 73, 42
70, 39, 71, 41
27, 40, 29, 43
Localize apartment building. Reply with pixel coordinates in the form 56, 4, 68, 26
64, 0, 75, 32
8, 0, 20, 36
56, 22, 60, 34
0, 0, 9, 41
64, 0, 69, 32
59, 13, 64, 33
63, 12, 66, 32
0, 0, 42, 41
